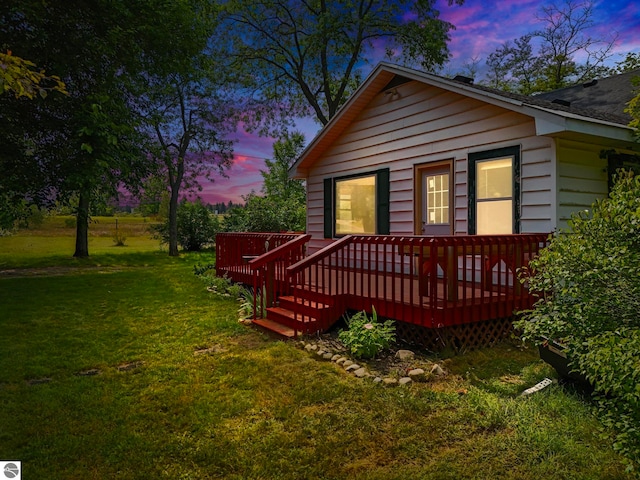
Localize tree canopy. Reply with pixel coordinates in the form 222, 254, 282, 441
484, 0, 616, 94
221, 0, 464, 129
0, 0, 230, 257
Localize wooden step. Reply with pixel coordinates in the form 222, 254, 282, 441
290, 287, 339, 306
278, 295, 332, 317
252, 318, 297, 338
266, 306, 320, 330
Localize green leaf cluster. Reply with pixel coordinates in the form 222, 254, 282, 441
0, 50, 66, 99
338, 307, 396, 359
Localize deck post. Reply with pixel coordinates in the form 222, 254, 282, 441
265, 263, 275, 308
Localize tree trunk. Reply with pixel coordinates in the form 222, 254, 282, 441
168, 184, 180, 257
74, 189, 91, 258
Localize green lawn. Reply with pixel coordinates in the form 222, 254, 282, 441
0, 219, 633, 479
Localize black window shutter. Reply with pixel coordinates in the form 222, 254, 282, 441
323, 178, 333, 238
376, 168, 390, 235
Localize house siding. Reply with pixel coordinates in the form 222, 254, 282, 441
555, 139, 609, 230
305, 80, 555, 254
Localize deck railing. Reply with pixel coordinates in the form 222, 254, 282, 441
215, 232, 311, 318
286, 234, 550, 329
215, 232, 304, 285
247, 234, 311, 318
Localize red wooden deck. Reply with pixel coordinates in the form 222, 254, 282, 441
216, 233, 549, 337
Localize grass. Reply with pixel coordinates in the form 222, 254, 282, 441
0, 216, 633, 479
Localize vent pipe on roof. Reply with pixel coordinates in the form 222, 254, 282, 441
453, 75, 474, 84
551, 98, 571, 107
583, 79, 598, 88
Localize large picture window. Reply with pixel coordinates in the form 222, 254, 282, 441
324, 169, 390, 238
335, 174, 377, 234
468, 146, 520, 235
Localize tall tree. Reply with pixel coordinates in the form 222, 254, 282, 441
0, 1, 201, 257
485, 0, 616, 94
261, 132, 306, 203
221, 0, 464, 129
223, 132, 307, 233
138, 4, 237, 257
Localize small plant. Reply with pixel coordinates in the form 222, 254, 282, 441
338, 307, 395, 359
237, 286, 267, 320
112, 222, 127, 246
193, 262, 215, 276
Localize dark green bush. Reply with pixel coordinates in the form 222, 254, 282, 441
516, 170, 640, 473
155, 199, 220, 251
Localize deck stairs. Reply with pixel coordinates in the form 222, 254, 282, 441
252, 287, 346, 338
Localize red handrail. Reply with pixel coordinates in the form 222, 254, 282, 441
287, 235, 354, 276
249, 234, 311, 270
285, 233, 549, 328
217, 232, 550, 330
244, 234, 311, 319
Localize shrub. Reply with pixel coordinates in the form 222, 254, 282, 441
516, 170, 640, 343
222, 194, 305, 233
338, 307, 395, 359
155, 200, 220, 251
515, 170, 640, 473
574, 328, 640, 472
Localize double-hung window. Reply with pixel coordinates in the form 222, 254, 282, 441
468, 146, 520, 235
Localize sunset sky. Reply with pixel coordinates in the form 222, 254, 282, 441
202, 0, 640, 205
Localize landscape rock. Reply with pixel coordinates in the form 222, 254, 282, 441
353, 367, 367, 378
430, 363, 445, 376
373, 377, 383, 383
345, 364, 361, 372
398, 377, 413, 385
408, 368, 427, 382
26, 377, 52, 386
322, 352, 334, 360
335, 357, 348, 365
395, 349, 415, 361
305, 344, 317, 352
342, 360, 354, 368
331, 354, 341, 361
383, 378, 398, 386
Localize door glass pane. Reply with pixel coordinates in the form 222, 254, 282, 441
425, 173, 449, 225
335, 175, 376, 234
477, 158, 512, 199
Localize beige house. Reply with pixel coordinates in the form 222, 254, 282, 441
290, 63, 639, 254
217, 64, 638, 343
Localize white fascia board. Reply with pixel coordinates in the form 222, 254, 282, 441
533, 114, 634, 142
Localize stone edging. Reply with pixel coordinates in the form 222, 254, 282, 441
297, 339, 446, 386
